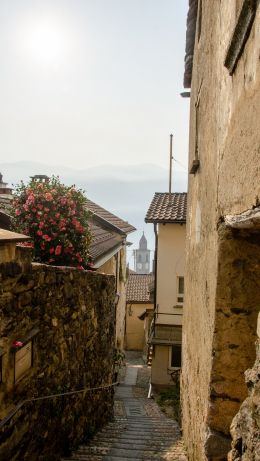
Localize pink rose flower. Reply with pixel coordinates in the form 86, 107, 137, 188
60, 197, 67, 206
45, 192, 53, 201
12, 340, 24, 348
42, 234, 51, 242
55, 245, 62, 256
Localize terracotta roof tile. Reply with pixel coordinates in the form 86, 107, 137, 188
184, 0, 198, 88
126, 274, 154, 303
89, 223, 123, 261
85, 199, 136, 235
145, 193, 187, 223
0, 229, 30, 243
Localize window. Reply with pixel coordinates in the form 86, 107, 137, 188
177, 276, 184, 304
14, 341, 33, 384
190, 80, 203, 174
224, 0, 258, 75
170, 344, 182, 368
197, 0, 202, 42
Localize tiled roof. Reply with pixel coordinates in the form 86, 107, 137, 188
184, 0, 198, 88
85, 199, 136, 235
126, 274, 154, 303
145, 193, 187, 223
0, 194, 12, 212
0, 229, 30, 243
89, 222, 123, 262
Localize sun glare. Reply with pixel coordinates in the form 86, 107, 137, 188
22, 16, 68, 66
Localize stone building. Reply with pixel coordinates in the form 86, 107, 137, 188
0, 229, 116, 461
181, 1, 260, 460
133, 232, 151, 274
0, 181, 136, 352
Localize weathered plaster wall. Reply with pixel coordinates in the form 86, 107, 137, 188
97, 247, 127, 349
157, 223, 185, 325
182, 1, 260, 460
0, 253, 116, 461
125, 303, 151, 351
116, 248, 127, 348
151, 345, 174, 387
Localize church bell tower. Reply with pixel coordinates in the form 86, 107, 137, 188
134, 232, 150, 274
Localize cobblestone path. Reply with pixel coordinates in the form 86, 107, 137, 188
62, 352, 187, 461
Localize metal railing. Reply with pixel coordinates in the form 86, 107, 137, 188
0, 380, 118, 429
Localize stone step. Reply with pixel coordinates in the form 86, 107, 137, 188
61, 361, 187, 461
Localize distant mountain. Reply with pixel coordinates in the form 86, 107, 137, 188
0, 161, 188, 268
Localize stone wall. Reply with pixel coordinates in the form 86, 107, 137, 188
0, 250, 116, 461
182, 1, 260, 460
228, 322, 260, 461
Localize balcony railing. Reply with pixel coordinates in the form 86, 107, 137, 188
148, 306, 182, 345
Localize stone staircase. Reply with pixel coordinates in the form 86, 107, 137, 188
61, 355, 187, 461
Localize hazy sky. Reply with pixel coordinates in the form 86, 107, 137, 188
0, 0, 189, 171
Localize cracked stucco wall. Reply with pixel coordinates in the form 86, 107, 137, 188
181, 1, 260, 460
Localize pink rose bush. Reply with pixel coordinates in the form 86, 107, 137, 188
11, 176, 91, 268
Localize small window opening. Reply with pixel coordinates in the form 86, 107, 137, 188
177, 276, 184, 304
170, 344, 182, 368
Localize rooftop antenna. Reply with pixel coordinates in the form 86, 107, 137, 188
169, 134, 173, 194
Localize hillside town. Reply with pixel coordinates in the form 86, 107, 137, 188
0, 1, 259, 461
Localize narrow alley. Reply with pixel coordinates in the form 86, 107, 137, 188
62, 352, 187, 461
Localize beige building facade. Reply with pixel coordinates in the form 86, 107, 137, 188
125, 273, 154, 351
145, 193, 187, 388
86, 199, 136, 350
182, 1, 260, 460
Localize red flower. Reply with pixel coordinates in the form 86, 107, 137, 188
55, 245, 62, 256
60, 197, 67, 206
45, 192, 53, 201
49, 247, 55, 254
37, 230, 43, 236
42, 234, 51, 242
12, 340, 24, 348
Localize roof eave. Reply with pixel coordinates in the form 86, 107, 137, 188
183, 0, 199, 89
91, 241, 124, 269
145, 219, 186, 224
126, 300, 153, 304
91, 213, 135, 236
